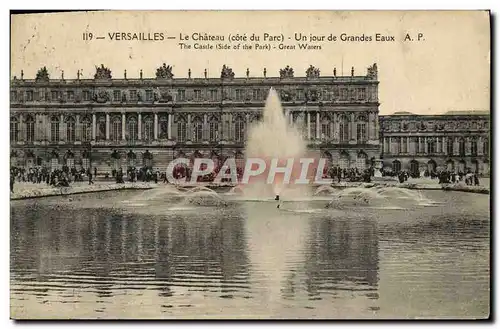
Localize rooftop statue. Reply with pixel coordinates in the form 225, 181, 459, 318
94, 64, 112, 79
156, 63, 174, 79
220, 65, 235, 79
305, 65, 320, 78
367, 63, 378, 79
280, 65, 294, 78
35, 66, 49, 82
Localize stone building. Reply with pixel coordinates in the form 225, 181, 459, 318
379, 111, 490, 176
9, 63, 381, 174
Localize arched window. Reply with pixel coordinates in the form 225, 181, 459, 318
234, 116, 245, 143
427, 160, 437, 173
97, 116, 106, 141
446, 160, 455, 172
50, 116, 60, 142
339, 152, 350, 169
427, 138, 436, 154
81, 116, 92, 142
25, 115, 35, 142
356, 115, 368, 143
401, 137, 408, 153
65, 151, 75, 168
483, 138, 489, 156
111, 151, 121, 171
66, 116, 76, 142
143, 115, 154, 141
81, 150, 91, 170
50, 151, 59, 171
447, 137, 454, 155
320, 114, 331, 141
111, 116, 122, 141
143, 151, 153, 167
392, 160, 402, 173
392, 137, 400, 154
458, 160, 466, 173
471, 138, 478, 156
127, 151, 136, 167
356, 152, 367, 170
409, 160, 419, 175
10, 117, 19, 142
339, 115, 349, 142
459, 138, 465, 156
192, 116, 203, 142
176, 116, 187, 142
209, 116, 220, 142
159, 115, 168, 139
127, 116, 138, 142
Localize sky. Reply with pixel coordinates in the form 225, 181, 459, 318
10, 10, 490, 115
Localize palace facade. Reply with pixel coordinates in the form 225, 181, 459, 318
9, 63, 381, 173
379, 111, 490, 175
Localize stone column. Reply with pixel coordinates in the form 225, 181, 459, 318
400, 137, 404, 154
106, 114, 110, 140
465, 137, 471, 155
92, 113, 96, 140
167, 113, 172, 139
406, 136, 410, 154
137, 113, 142, 140
333, 113, 339, 142
367, 112, 372, 140
121, 113, 126, 140
228, 113, 233, 141
154, 113, 159, 140
307, 112, 310, 140
424, 137, 428, 154
59, 114, 65, 141
316, 112, 320, 139
76, 114, 80, 141
187, 113, 191, 141
350, 113, 356, 141
18, 114, 24, 142
203, 114, 208, 140
478, 136, 483, 155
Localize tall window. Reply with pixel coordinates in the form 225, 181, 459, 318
339, 153, 349, 169
402, 137, 408, 153
81, 116, 92, 142
356, 153, 367, 170
127, 117, 138, 142
234, 117, 245, 143
129, 90, 137, 102
10, 91, 17, 101
339, 115, 349, 142
97, 116, 106, 140
67, 90, 74, 101
159, 115, 169, 139
471, 138, 478, 156
209, 117, 219, 142
194, 90, 202, 101
66, 116, 76, 142
177, 117, 187, 142
50, 116, 60, 142
459, 138, 465, 156
235, 89, 244, 101
427, 138, 436, 154
25, 115, 35, 142
83, 90, 91, 101
114, 90, 121, 101
357, 88, 366, 101
10, 117, 19, 142
447, 137, 454, 155
146, 90, 153, 102
26, 90, 34, 101
51, 90, 59, 101
321, 120, 331, 140
309, 113, 317, 140
192, 117, 203, 142
392, 137, 400, 154
143, 116, 154, 141
210, 90, 218, 101
177, 89, 185, 101
340, 88, 348, 101
392, 160, 402, 173
111, 116, 122, 141
356, 115, 367, 143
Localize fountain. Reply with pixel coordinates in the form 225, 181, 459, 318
243, 88, 317, 200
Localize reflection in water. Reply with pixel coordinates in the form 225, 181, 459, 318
10, 190, 490, 319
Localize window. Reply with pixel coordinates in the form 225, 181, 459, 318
235, 89, 244, 101
51, 157, 59, 171
321, 122, 331, 140
143, 116, 154, 141
210, 90, 218, 101
81, 117, 92, 142
10, 91, 16, 101
234, 117, 245, 143
51, 90, 59, 101
402, 137, 407, 153
50, 116, 60, 142
483, 138, 489, 156
356, 153, 367, 170
194, 90, 202, 101
66, 157, 75, 168
309, 113, 317, 140
83, 90, 91, 101
146, 90, 153, 102
340, 88, 348, 101
427, 139, 436, 154
178, 89, 185, 101
357, 88, 366, 101
127, 117, 138, 142
177, 118, 186, 142
392, 160, 402, 173
447, 138, 454, 155
66, 116, 76, 142
339, 153, 349, 169
114, 90, 121, 101
296, 89, 304, 101
192, 117, 203, 142
339, 115, 349, 142
97, 116, 106, 141
252, 89, 262, 100
159, 115, 169, 139
111, 116, 122, 141
10, 117, 19, 142
67, 90, 74, 101
129, 90, 137, 101
26, 90, 34, 101
459, 138, 465, 156
392, 137, 400, 154
357, 122, 367, 143
209, 118, 219, 141
25, 115, 35, 142
36, 90, 45, 101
